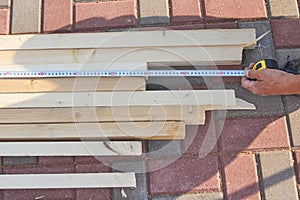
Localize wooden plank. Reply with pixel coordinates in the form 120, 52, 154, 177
0, 77, 146, 92
0, 173, 136, 189
0, 29, 256, 50
0, 90, 236, 108
0, 141, 142, 156
0, 106, 205, 125
0, 62, 147, 71
0, 122, 185, 140
0, 46, 243, 66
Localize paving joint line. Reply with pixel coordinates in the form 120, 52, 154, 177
255, 153, 266, 200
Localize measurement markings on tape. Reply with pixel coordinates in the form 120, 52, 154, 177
0, 70, 245, 78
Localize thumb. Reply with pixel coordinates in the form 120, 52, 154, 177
245, 68, 262, 80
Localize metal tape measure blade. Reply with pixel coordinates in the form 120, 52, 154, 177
0, 70, 245, 78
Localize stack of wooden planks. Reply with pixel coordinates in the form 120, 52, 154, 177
0, 29, 256, 189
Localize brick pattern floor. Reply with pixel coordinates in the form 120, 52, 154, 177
0, 0, 300, 199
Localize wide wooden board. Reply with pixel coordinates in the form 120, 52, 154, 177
0, 29, 256, 50
0, 106, 205, 125
0, 46, 243, 66
0, 122, 185, 140
0, 62, 147, 71
0, 77, 146, 92
0, 90, 236, 108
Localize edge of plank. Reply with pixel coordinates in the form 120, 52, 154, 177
0, 141, 142, 156
0, 173, 136, 189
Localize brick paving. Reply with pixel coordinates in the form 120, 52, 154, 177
0, 0, 300, 199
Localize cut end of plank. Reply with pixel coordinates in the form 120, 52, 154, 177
233, 98, 256, 110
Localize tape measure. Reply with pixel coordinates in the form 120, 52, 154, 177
0, 70, 246, 78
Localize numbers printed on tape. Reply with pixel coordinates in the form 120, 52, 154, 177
0, 70, 245, 78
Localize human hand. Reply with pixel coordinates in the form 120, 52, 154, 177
241, 63, 300, 96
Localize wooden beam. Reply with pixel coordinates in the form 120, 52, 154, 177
0, 173, 136, 189
0, 46, 243, 66
0, 122, 185, 140
0, 141, 142, 156
0, 77, 146, 92
0, 90, 236, 108
0, 99, 255, 125
0, 29, 256, 50
0, 106, 204, 125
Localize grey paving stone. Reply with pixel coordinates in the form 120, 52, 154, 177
214, 84, 285, 119
284, 95, 300, 146
0, 0, 10, 7
11, 0, 42, 34
139, 0, 170, 25
275, 48, 300, 66
238, 20, 276, 67
112, 160, 147, 200
268, 0, 299, 18
258, 151, 298, 200
3, 156, 38, 166
147, 140, 182, 157
151, 192, 223, 200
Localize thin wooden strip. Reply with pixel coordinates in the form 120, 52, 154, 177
0, 141, 142, 156
0, 90, 236, 108
0, 29, 256, 50
0, 122, 185, 140
0, 106, 204, 125
0, 77, 146, 92
0, 173, 136, 189
0, 46, 243, 66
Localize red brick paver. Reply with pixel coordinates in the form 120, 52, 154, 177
43, 0, 72, 33
148, 155, 220, 195
0, 9, 9, 34
74, 1, 137, 31
38, 156, 74, 165
204, 0, 267, 21
271, 19, 300, 49
219, 117, 290, 152
183, 114, 218, 155
221, 153, 261, 200
170, 0, 202, 24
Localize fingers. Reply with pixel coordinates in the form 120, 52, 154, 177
249, 63, 255, 69
241, 76, 255, 91
244, 68, 262, 80
241, 77, 264, 95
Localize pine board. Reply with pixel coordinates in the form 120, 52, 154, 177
0, 77, 146, 92
0, 106, 205, 125
0, 141, 142, 156
0, 46, 243, 66
0, 173, 136, 189
0, 62, 147, 71
0, 29, 256, 50
0, 90, 236, 108
0, 122, 185, 140
0, 98, 255, 125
